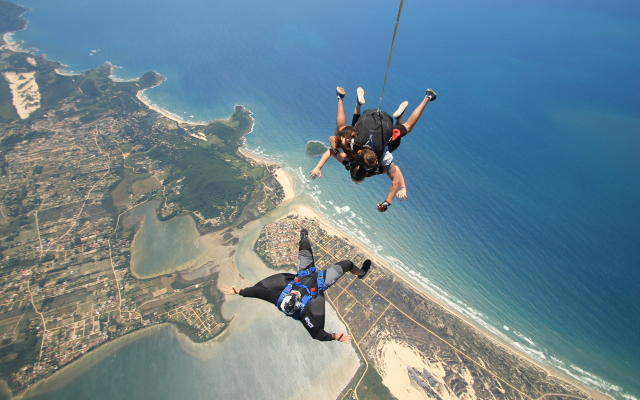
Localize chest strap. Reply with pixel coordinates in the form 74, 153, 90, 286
277, 268, 326, 320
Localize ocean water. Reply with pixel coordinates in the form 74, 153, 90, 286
12, 0, 640, 398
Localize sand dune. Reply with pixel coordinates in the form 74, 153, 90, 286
3, 70, 41, 119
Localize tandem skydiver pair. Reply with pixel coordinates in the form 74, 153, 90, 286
309, 86, 436, 212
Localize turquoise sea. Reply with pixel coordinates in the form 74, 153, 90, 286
12, 0, 640, 398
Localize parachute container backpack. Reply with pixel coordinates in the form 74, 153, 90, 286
354, 109, 395, 157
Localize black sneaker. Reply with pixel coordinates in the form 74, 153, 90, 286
358, 259, 371, 279
300, 229, 308, 239
336, 87, 346, 99
426, 89, 437, 101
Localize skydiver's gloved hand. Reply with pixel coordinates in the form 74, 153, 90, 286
342, 160, 351, 171
309, 168, 322, 180
377, 201, 391, 212
426, 88, 437, 101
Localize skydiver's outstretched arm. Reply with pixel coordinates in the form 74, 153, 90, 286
378, 163, 407, 211
222, 286, 240, 295
309, 138, 349, 180
333, 332, 353, 343
223, 285, 282, 305
255, 273, 295, 290
395, 165, 407, 200
300, 296, 353, 342
309, 149, 332, 180
299, 314, 352, 342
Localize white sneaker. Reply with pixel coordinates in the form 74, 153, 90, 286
357, 87, 365, 105
393, 101, 409, 119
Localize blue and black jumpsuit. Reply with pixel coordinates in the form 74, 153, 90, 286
238, 237, 356, 341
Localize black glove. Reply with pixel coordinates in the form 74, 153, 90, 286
342, 160, 351, 171
377, 201, 390, 212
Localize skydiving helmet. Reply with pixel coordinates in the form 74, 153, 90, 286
279, 290, 302, 316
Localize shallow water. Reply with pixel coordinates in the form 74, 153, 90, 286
23, 205, 359, 400
128, 201, 205, 278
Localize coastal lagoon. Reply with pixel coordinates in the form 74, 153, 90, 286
12, 0, 640, 398
21, 206, 360, 400
23, 319, 358, 400
127, 201, 206, 279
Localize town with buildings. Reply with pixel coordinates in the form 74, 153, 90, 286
0, 5, 283, 394
255, 216, 590, 400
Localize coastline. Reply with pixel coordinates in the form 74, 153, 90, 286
129, 82, 605, 398
277, 204, 609, 400
2, 31, 28, 53
1, 20, 606, 400
135, 91, 203, 126
238, 146, 295, 206
0, 4, 624, 399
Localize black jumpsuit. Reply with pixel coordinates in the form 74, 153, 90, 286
239, 238, 355, 341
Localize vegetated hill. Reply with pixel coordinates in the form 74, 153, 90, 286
305, 140, 327, 157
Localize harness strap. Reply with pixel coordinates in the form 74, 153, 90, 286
277, 283, 293, 306
317, 270, 326, 291
277, 269, 327, 320
297, 266, 316, 277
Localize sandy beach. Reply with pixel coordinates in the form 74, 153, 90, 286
238, 146, 295, 206
2, 33, 22, 52
274, 203, 608, 400
135, 91, 203, 126
98, 79, 607, 399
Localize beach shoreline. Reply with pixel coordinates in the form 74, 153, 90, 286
122, 89, 609, 397
135, 90, 204, 126
2, 24, 605, 399
276, 203, 610, 400
238, 147, 295, 206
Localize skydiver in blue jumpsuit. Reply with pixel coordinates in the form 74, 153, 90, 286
223, 229, 371, 342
